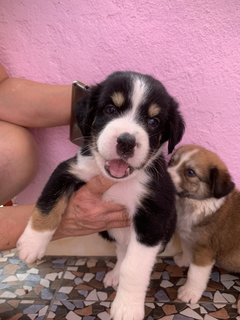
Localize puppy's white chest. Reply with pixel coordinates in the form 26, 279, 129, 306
73, 154, 149, 216
103, 172, 149, 217
70, 154, 100, 181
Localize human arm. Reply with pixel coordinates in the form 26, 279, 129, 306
0, 64, 72, 127
0, 176, 128, 251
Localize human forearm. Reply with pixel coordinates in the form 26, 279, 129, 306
0, 78, 71, 127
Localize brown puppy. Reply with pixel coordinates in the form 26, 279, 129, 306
167, 144, 240, 304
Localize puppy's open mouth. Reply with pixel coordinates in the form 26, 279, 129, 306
104, 159, 134, 179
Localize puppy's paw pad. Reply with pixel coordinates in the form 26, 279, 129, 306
174, 253, 190, 267
103, 269, 119, 288
178, 284, 202, 304
111, 296, 144, 320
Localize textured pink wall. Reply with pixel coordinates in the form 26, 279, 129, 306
1, 0, 240, 203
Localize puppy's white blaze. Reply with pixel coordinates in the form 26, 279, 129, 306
96, 117, 149, 169
131, 76, 147, 115
167, 149, 199, 190
17, 219, 55, 264
178, 262, 214, 303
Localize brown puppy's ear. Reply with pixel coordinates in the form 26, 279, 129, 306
210, 167, 235, 199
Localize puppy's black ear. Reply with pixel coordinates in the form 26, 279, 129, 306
75, 84, 101, 138
210, 167, 235, 199
163, 98, 185, 154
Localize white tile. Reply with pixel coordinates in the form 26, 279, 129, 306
45, 273, 58, 281
39, 305, 49, 316
204, 315, 217, 320
222, 280, 234, 289
20, 300, 35, 304
0, 291, 17, 298
98, 311, 111, 320
213, 291, 228, 303
222, 293, 236, 303
67, 267, 78, 271
221, 274, 239, 281
181, 307, 203, 320
75, 258, 87, 266
64, 271, 76, 280
83, 273, 94, 282
59, 286, 73, 294
40, 279, 50, 288
66, 311, 82, 320
86, 289, 98, 301
15, 289, 26, 296
16, 273, 28, 281
97, 291, 108, 301
2, 275, 18, 282
27, 268, 39, 274
160, 280, 173, 288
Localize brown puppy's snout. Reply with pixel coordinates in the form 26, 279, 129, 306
116, 132, 136, 159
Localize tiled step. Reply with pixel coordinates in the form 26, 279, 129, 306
0, 252, 239, 319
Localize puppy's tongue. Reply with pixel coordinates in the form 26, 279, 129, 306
105, 159, 129, 178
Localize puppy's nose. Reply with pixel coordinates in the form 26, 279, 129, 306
117, 132, 136, 159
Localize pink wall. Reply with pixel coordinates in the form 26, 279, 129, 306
1, 0, 240, 203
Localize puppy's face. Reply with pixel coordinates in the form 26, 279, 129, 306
76, 71, 184, 180
168, 144, 235, 199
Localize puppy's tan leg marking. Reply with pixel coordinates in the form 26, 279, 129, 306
17, 197, 67, 264
193, 245, 215, 267
32, 197, 67, 231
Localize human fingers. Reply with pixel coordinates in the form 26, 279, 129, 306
105, 209, 130, 227
85, 175, 115, 195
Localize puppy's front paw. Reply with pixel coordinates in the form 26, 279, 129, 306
111, 294, 144, 320
178, 283, 202, 304
104, 269, 120, 288
17, 224, 53, 264
174, 253, 190, 267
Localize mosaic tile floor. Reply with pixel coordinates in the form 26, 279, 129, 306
0, 251, 239, 320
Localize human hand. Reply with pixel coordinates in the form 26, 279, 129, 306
54, 175, 129, 239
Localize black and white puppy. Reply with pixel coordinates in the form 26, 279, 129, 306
17, 71, 185, 320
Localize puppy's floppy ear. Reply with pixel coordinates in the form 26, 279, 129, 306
162, 98, 185, 154
75, 84, 101, 138
210, 167, 235, 199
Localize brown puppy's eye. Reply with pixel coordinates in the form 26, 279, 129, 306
185, 168, 196, 177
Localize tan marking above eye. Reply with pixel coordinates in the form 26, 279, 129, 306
148, 103, 161, 117
111, 92, 125, 107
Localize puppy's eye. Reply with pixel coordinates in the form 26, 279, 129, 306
186, 168, 196, 177
148, 117, 160, 130
104, 104, 118, 115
